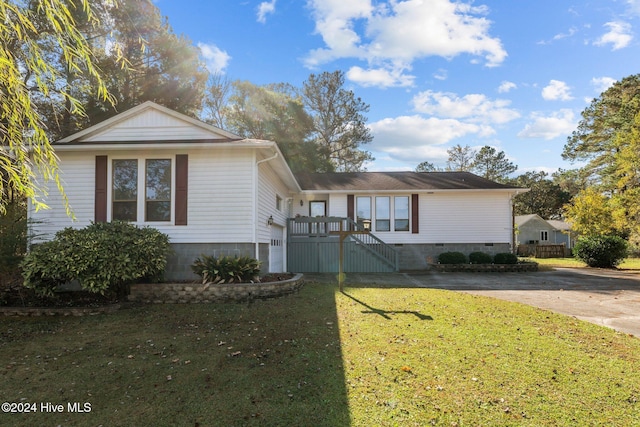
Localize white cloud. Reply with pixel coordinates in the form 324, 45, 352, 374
553, 26, 578, 41
198, 43, 231, 73
517, 109, 576, 140
541, 80, 573, 101
304, 0, 372, 67
368, 115, 488, 162
257, 0, 277, 24
411, 90, 520, 125
594, 21, 633, 50
591, 76, 617, 94
304, 0, 506, 86
346, 65, 414, 87
433, 69, 448, 81
518, 166, 563, 175
627, 0, 640, 15
498, 81, 516, 93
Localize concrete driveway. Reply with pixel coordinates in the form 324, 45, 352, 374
306, 268, 640, 336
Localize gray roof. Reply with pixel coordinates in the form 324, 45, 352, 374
515, 214, 572, 231
547, 219, 572, 231
295, 171, 524, 191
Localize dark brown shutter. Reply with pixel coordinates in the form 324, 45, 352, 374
411, 193, 419, 234
175, 154, 188, 225
95, 156, 107, 223
347, 194, 354, 221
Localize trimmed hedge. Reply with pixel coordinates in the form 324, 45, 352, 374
493, 252, 518, 264
469, 251, 493, 264
21, 221, 171, 298
437, 251, 467, 264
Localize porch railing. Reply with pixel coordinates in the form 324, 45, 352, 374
287, 217, 398, 271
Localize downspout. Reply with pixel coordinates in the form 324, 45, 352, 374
254, 149, 279, 264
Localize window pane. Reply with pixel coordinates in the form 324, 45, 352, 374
310, 201, 326, 217
356, 197, 371, 228
146, 159, 171, 222
113, 160, 137, 221
395, 196, 409, 231
146, 201, 171, 222
394, 219, 409, 231
146, 160, 171, 201
113, 201, 137, 221
376, 197, 390, 231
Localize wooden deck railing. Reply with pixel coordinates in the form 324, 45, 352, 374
287, 217, 398, 271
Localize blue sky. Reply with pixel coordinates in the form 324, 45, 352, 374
154, 0, 640, 174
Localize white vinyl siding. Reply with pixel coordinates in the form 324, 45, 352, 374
83, 109, 227, 142
422, 192, 512, 243
28, 152, 96, 242
183, 149, 254, 243
308, 191, 513, 245
30, 148, 259, 244
257, 159, 293, 243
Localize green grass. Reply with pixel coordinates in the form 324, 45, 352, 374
522, 257, 640, 270
2, 283, 640, 426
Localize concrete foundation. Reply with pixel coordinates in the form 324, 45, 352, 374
165, 243, 269, 281
394, 243, 512, 271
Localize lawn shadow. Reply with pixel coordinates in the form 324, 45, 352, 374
341, 291, 433, 321
0, 283, 352, 427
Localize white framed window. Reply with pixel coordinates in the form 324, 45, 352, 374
111, 157, 174, 223
112, 159, 138, 221
145, 159, 172, 222
310, 200, 326, 217
356, 196, 371, 228
394, 196, 410, 231
540, 230, 549, 241
375, 197, 390, 231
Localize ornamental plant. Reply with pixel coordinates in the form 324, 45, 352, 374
21, 221, 171, 298
493, 252, 518, 264
469, 251, 493, 264
191, 255, 261, 284
437, 251, 467, 264
573, 235, 628, 268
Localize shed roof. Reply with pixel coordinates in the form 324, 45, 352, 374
295, 171, 525, 192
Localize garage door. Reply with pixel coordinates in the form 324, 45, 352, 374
269, 225, 285, 273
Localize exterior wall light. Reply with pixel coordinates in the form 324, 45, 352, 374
267, 215, 274, 226
362, 219, 372, 231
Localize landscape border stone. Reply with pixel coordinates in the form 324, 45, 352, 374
128, 273, 305, 303
429, 262, 538, 273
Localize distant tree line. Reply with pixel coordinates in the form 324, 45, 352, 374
2, 0, 639, 255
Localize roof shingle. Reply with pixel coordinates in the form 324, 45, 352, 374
295, 171, 523, 191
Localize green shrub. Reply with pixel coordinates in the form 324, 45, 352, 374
469, 251, 493, 264
573, 235, 628, 268
493, 252, 518, 264
437, 252, 467, 264
191, 255, 261, 284
21, 221, 171, 297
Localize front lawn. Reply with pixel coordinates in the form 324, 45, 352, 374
522, 257, 640, 270
1, 282, 639, 426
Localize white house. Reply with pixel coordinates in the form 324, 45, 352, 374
28, 102, 527, 279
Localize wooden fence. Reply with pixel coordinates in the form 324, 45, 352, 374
517, 244, 569, 258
